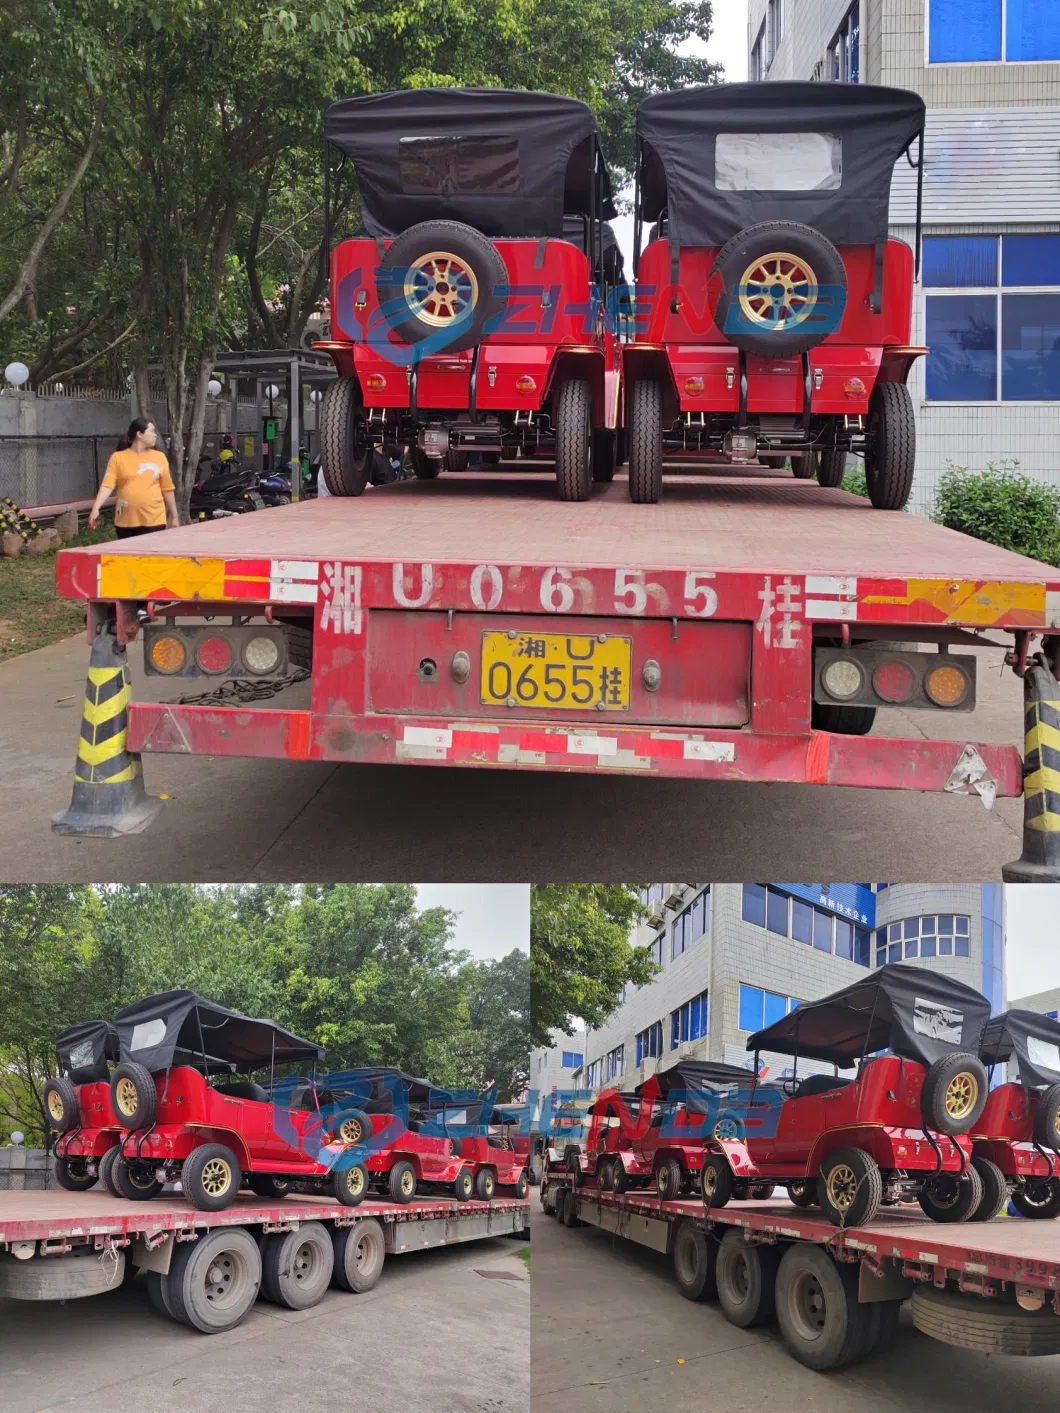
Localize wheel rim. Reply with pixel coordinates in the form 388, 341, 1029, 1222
47, 1092, 64, 1122
738, 252, 818, 330
339, 1118, 363, 1143
658, 1167, 670, 1196
926, 1177, 961, 1209
729, 1250, 751, 1300
484, 1174, 494, 1196
678, 1234, 699, 1282
401, 1169, 414, 1196
292, 1239, 321, 1286
404, 253, 478, 327
826, 1163, 858, 1212
344, 1166, 364, 1198
791, 1181, 807, 1199
128, 1163, 156, 1192
354, 1228, 380, 1276
115, 1078, 138, 1118
944, 1072, 979, 1122
200, 1158, 232, 1199
702, 1166, 717, 1198
788, 1270, 829, 1342
201, 1246, 253, 1311
1021, 1181, 1055, 1209
715, 1119, 739, 1140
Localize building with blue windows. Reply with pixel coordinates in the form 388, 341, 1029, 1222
747, 0, 1060, 513
531, 884, 1006, 1099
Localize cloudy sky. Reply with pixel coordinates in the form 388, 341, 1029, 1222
414, 885, 529, 960
1005, 885, 1060, 999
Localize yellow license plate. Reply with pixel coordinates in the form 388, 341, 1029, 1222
480, 631, 632, 712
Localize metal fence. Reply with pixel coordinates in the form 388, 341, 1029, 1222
0, 436, 105, 514
0, 1147, 58, 1191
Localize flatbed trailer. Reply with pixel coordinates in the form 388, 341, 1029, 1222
0, 1188, 529, 1334
52, 471, 1060, 872
540, 1174, 1060, 1367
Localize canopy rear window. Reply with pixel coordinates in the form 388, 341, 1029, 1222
715, 132, 842, 192
399, 136, 519, 196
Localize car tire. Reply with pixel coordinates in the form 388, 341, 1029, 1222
911, 1280, 1060, 1356
814, 447, 847, 488
113, 1155, 163, 1202
715, 1227, 780, 1329
167, 1226, 261, 1334
1011, 1178, 1060, 1220
377, 220, 508, 354
591, 427, 617, 483
656, 1156, 683, 1202
627, 379, 662, 504
110, 1062, 157, 1131
410, 448, 442, 480
181, 1144, 241, 1212
261, 1222, 334, 1310
969, 1157, 1009, 1222
554, 379, 593, 501
611, 1163, 629, 1194
790, 452, 815, 479
319, 376, 372, 496
864, 381, 915, 510
332, 1108, 372, 1146
445, 449, 469, 473
775, 1242, 873, 1370
475, 1167, 496, 1201
817, 1148, 883, 1227
750, 1183, 776, 1200
788, 1179, 817, 1208
247, 1174, 291, 1200
700, 1155, 734, 1210
54, 1157, 97, 1192
454, 1168, 474, 1201
921, 1053, 988, 1135
515, 1169, 529, 1199
918, 1164, 983, 1223
673, 1221, 717, 1301
389, 1160, 418, 1204
44, 1077, 80, 1134
1033, 1083, 1060, 1148
332, 1217, 386, 1293
598, 1160, 614, 1192
331, 1161, 369, 1207
99, 1146, 122, 1198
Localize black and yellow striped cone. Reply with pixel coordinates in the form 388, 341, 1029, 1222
1004, 652, 1060, 881
52, 625, 163, 838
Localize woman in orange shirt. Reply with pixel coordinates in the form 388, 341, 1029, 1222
89, 418, 179, 537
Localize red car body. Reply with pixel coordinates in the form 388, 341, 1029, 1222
56, 1080, 122, 1163
971, 1084, 1059, 1182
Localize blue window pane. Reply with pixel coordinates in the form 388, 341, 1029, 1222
671, 1012, 679, 1049
923, 236, 998, 289
702, 891, 711, 936
956, 936, 970, 957
938, 915, 953, 932
767, 888, 789, 936
813, 909, 832, 952
636, 1034, 643, 1066
743, 884, 766, 927
876, 947, 887, 966
1002, 235, 1060, 288
888, 923, 901, 942
1007, 0, 1060, 59
905, 938, 918, 959
929, 0, 1001, 60
926, 295, 998, 401
903, 919, 919, 939
922, 916, 936, 934
921, 934, 936, 957
956, 915, 969, 935
691, 894, 704, 938
764, 990, 787, 1027
855, 927, 870, 966
850, 3, 860, 81
835, 918, 853, 960
702, 993, 709, 1034
690, 996, 701, 1039
888, 942, 902, 963
740, 984, 764, 1032
938, 936, 953, 955
792, 898, 813, 945
1002, 294, 1060, 401
789, 996, 801, 1012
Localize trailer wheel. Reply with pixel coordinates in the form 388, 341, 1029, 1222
247, 1174, 291, 1200
331, 1161, 369, 1207
673, 1221, 718, 1301
261, 1221, 334, 1310
454, 1168, 474, 1201
911, 1281, 1060, 1356
700, 1155, 734, 1210
554, 1188, 568, 1224
562, 1190, 582, 1227
475, 1167, 496, 1201
591, 428, 617, 483
181, 1144, 241, 1212
817, 1148, 883, 1227
1011, 1178, 1060, 1220
113, 1155, 163, 1201
566, 1151, 586, 1188
814, 447, 847, 488
918, 1164, 983, 1223
332, 1217, 386, 1293
864, 381, 915, 510
969, 1157, 1008, 1222
921, 1053, 988, 1135
865, 1298, 903, 1359
167, 1226, 261, 1335
787, 1179, 817, 1208
627, 380, 662, 503
554, 379, 593, 501
656, 1157, 683, 1202
515, 1169, 529, 1199
775, 1242, 873, 1370
147, 1270, 179, 1322
109, 1062, 157, 1132
611, 1163, 629, 1194
54, 1157, 97, 1192
44, 1077, 80, 1133
99, 1146, 122, 1198
716, 1228, 780, 1328
811, 701, 877, 736
1033, 1083, 1060, 1148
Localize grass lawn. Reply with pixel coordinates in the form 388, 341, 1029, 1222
0, 520, 115, 660
516, 1245, 530, 1269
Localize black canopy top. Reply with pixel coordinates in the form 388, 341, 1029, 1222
113, 991, 324, 1073
636, 81, 925, 251
636, 1060, 759, 1107
981, 1010, 1060, 1088
324, 87, 617, 240
747, 964, 991, 1069
333, 1066, 445, 1110
56, 1020, 119, 1085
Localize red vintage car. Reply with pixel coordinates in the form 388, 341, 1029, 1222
420, 1099, 529, 1199
972, 1009, 1060, 1219
567, 1088, 644, 1188
702, 964, 992, 1226
624, 82, 926, 507
44, 1021, 124, 1192
317, 87, 624, 500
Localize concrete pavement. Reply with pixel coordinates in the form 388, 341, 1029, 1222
0, 631, 1025, 880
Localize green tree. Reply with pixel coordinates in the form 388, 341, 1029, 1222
530, 884, 653, 1048
464, 949, 531, 1101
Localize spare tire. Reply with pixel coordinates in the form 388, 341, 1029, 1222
1033, 1083, 1060, 1149
921, 1053, 988, 1135
109, 1061, 157, 1131
44, 1076, 80, 1133
377, 221, 508, 354
713, 220, 847, 357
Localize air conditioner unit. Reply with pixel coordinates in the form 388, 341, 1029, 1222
647, 902, 665, 923
664, 893, 683, 913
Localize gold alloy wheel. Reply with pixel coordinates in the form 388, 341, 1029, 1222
944, 1072, 978, 1121
703, 1166, 717, 1198
401, 1169, 415, 1196
116, 1078, 138, 1118
200, 1157, 232, 1198
714, 1119, 738, 1140
826, 1163, 858, 1212
48, 1092, 64, 1121
738, 252, 818, 331
404, 252, 478, 328
346, 1166, 365, 1197
339, 1118, 363, 1143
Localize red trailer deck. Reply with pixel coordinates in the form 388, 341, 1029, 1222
51, 471, 1060, 868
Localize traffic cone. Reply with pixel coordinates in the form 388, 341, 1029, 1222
52, 625, 163, 838
1003, 650, 1060, 881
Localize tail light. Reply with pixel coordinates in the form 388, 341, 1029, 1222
195, 635, 233, 674
144, 624, 307, 679
815, 648, 976, 713
149, 634, 187, 675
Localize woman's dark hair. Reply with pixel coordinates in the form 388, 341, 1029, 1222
117, 417, 152, 452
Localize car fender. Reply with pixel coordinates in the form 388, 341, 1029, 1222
545, 348, 607, 427
712, 1138, 757, 1177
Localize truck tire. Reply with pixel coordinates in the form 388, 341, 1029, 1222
247, 1174, 291, 1200
147, 1270, 179, 1321
99, 1146, 122, 1198
1011, 1178, 1060, 1220
700, 1155, 734, 1210
788, 1179, 817, 1208
331, 1161, 369, 1207
920, 1053, 988, 1135
261, 1221, 334, 1310
332, 1217, 386, 1293
775, 1242, 873, 1370
917, 1164, 983, 1223
911, 1281, 1060, 1356
389, 1159, 418, 1203
445, 449, 469, 473
319, 376, 373, 497
54, 1157, 97, 1192
811, 701, 877, 736
627, 380, 662, 503
969, 1157, 1008, 1222
110, 1062, 157, 1131
865, 1297, 903, 1359
814, 447, 847, 488
817, 1148, 883, 1227
592, 427, 617, 483
1033, 1083, 1060, 1148
377, 220, 508, 354
113, 1155, 163, 1201
655, 1156, 683, 1202
0, 1246, 126, 1301
454, 1167, 474, 1201
554, 1188, 568, 1225
715, 1227, 780, 1328
712, 221, 847, 358
554, 379, 593, 501
167, 1227, 261, 1334
44, 1077, 80, 1133
475, 1167, 496, 1201
562, 1190, 582, 1227
864, 381, 915, 510
673, 1221, 717, 1301
181, 1143, 241, 1212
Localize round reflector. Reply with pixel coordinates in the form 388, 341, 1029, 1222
515, 375, 536, 393
683, 377, 705, 395
821, 658, 864, 701
925, 663, 969, 707
195, 635, 233, 675
365, 373, 386, 391
873, 659, 916, 704
150, 635, 186, 674
242, 634, 281, 675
